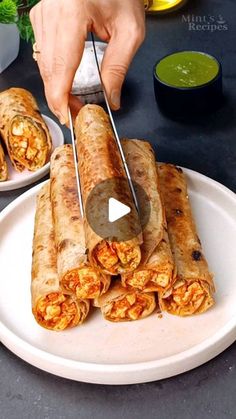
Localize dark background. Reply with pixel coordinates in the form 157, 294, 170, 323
0, 0, 235, 418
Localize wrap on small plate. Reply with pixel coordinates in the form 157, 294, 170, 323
94, 280, 156, 322
0, 88, 52, 172
121, 139, 174, 292
31, 182, 90, 330
50, 144, 110, 299
158, 163, 215, 316
0, 140, 7, 181
75, 105, 142, 275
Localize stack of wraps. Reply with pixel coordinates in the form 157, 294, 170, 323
31, 104, 215, 330
0, 88, 52, 174
74, 105, 157, 321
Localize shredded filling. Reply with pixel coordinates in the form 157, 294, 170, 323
10, 116, 48, 170
94, 241, 141, 274
165, 281, 206, 315
125, 269, 170, 291
35, 292, 80, 330
62, 267, 103, 299
0, 164, 6, 179
0, 153, 7, 179
105, 293, 150, 321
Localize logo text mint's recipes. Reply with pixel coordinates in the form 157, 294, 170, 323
182, 15, 228, 32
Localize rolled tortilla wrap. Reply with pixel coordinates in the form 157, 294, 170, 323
122, 230, 174, 292
0, 140, 7, 181
121, 139, 174, 291
0, 88, 52, 172
50, 144, 110, 299
158, 163, 215, 316
94, 280, 156, 322
31, 182, 90, 330
75, 104, 142, 275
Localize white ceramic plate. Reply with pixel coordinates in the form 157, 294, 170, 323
0, 168, 236, 385
0, 115, 64, 192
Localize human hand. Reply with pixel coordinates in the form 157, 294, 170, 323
30, 0, 145, 124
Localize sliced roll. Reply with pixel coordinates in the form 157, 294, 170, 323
0, 88, 52, 172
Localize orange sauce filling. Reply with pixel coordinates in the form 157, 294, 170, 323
165, 282, 207, 315
62, 267, 102, 299
11, 117, 48, 170
35, 292, 79, 330
94, 241, 140, 274
108, 294, 148, 321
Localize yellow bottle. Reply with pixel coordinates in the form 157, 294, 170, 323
145, 0, 187, 14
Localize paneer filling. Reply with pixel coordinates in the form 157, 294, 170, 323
35, 292, 81, 330
62, 267, 106, 299
104, 293, 151, 321
10, 116, 49, 170
0, 163, 6, 180
93, 241, 141, 274
124, 269, 170, 291
164, 281, 206, 315
0, 147, 7, 180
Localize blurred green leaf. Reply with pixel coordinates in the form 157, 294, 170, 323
0, 0, 18, 24
0, 0, 40, 43
17, 12, 34, 43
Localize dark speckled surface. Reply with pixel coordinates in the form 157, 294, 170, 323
0, 0, 235, 417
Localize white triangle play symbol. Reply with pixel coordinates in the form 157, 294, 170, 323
108, 197, 131, 223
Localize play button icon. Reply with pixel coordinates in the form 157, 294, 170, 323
108, 198, 131, 223
85, 177, 151, 242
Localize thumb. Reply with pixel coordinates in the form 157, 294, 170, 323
101, 30, 143, 110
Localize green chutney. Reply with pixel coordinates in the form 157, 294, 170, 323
155, 51, 219, 88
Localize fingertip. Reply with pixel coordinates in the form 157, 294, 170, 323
101, 64, 124, 111
52, 107, 68, 125
69, 94, 83, 121
57, 114, 68, 126
45, 89, 68, 125
110, 89, 121, 110
101, 72, 122, 110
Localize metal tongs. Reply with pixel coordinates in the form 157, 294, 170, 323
68, 33, 139, 218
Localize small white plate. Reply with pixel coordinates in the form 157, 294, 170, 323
0, 115, 64, 192
0, 168, 236, 385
